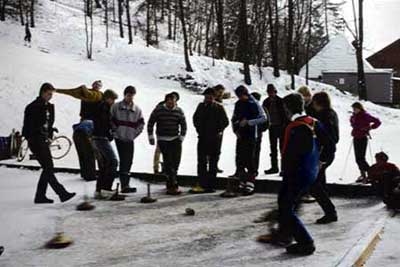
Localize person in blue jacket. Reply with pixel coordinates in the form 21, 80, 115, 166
231, 85, 267, 195
257, 93, 322, 255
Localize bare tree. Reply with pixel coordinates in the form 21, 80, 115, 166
287, 0, 295, 89
30, 0, 35, 27
126, 0, 133, 44
105, 0, 109, 47
84, 0, 94, 59
0, 0, 7, 21
238, 0, 251, 85
19, 0, 24, 25
355, 0, 367, 100
118, 0, 124, 38
215, 0, 225, 59
177, 0, 193, 72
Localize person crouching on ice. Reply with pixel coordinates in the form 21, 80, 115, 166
257, 93, 321, 256
190, 88, 229, 194
231, 85, 267, 195
148, 93, 187, 195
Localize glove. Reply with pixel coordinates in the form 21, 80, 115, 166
149, 137, 155, 146
239, 119, 248, 127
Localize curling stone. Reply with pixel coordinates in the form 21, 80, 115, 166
140, 184, 157, 203
45, 232, 73, 249
185, 208, 195, 216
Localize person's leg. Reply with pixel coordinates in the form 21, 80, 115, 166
153, 145, 161, 173
115, 139, 134, 190
158, 141, 173, 188
207, 137, 219, 190
254, 136, 262, 175
73, 130, 96, 181
101, 140, 118, 191
92, 139, 107, 192
354, 137, 369, 176
243, 139, 257, 179
197, 137, 208, 188
170, 138, 182, 187
266, 126, 279, 173
216, 134, 224, 172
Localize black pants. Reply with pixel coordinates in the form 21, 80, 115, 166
28, 137, 68, 199
158, 139, 182, 187
354, 137, 369, 173
216, 135, 223, 168
269, 125, 284, 169
236, 138, 256, 180
92, 138, 118, 192
309, 156, 337, 216
254, 135, 262, 175
115, 139, 134, 189
73, 130, 96, 181
197, 136, 220, 190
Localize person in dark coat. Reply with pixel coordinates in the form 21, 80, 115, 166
213, 84, 226, 174
232, 86, 267, 195
308, 92, 339, 224
258, 93, 322, 255
190, 88, 229, 193
148, 93, 187, 195
91, 89, 119, 199
350, 102, 381, 182
262, 84, 288, 175
22, 83, 76, 204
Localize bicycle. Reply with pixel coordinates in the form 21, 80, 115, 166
17, 135, 72, 162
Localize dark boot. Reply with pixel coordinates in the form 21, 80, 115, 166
264, 167, 279, 175
59, 192, 76, 203
286, 242, 316, 255
316, 214, 338, 224
34, 196, 54, 204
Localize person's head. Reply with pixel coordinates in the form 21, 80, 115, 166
352, 102, 365, 114
170, 91, 180, 102
267, 84, 277, 97
283, 93, 304, 118
92, 80, 103, 91
39, 83, 55, 102
235, 85, 249, 101
375, 152, 389, 165
103, 89, 118, 105
203, 88, 216, 104
123, 86, 136, 103
213, 84, 225, 98
297, 86, 312, 103
165, 93, 177, 109
251, 92, 261, 101
312, 91, 331, 112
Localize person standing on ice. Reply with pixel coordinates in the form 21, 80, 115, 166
350, 102, 381, 182
22, 83, 76, 204
257, 93, 321, 255
111, 86, 145, 194
91, 90, 120, 200
232, 85, 267, 195
308, 92, 339, 224
262, 84, 288, 175
24, 23, 32, 47
55, 81, 103, 181
148, 93, 187, 195
213, 84, 227, 174
190, 88, 229, 194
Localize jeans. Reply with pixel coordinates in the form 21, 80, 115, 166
279, 177, 315, 244
92, 137, 118, 192
354, 137, 369, 173
115, 139, 134, 189
197, 136, 220, 190
28, 137, 68, 199
73, 129, 96, 181
158, 139, 182, 187
269, 125, 284, 169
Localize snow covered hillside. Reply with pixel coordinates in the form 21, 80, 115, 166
1, 0, 400, 184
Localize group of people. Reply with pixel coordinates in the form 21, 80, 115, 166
22, 80, 400, 256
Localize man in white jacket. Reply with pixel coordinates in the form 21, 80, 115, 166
111, 86, 145, 193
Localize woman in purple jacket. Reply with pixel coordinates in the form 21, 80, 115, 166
350, 102, 381, 182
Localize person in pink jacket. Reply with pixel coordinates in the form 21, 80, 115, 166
350, 102, 381, 182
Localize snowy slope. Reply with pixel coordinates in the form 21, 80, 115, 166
1, 0, 400, 184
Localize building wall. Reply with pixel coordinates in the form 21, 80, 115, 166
322, 72, 393, 104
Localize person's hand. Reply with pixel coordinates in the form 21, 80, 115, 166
149, 137, 155, 146
179, 136, 185, 142
52, 127, 59, 134
239, 119, 248, 127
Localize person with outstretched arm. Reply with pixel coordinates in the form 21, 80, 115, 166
22, 83, 76, 204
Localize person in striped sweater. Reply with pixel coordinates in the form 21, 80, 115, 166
147, 93, 187, 195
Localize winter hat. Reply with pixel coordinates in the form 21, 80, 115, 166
213, 84, 225, 92
92, 80, 103, 90
103, 89, 118, 100
267, 84, 277, 93
251, 92, 261, 101
124, 86, 136, 95
283, 93, 304, 115
375, 152, 389, 162
203, 87, 215, 96
297, 86, 312, 97
235, 85, 249, 97
170, 91, 180, 101
39, 83, 55, 96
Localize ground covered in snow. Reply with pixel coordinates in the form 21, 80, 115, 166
0, 167, 391, 267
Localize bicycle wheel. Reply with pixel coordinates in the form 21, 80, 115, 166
17, 138, 29, 162
50, 136, 72, 160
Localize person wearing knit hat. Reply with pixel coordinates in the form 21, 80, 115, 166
91, 89, 122, 200
231, 85, 268, 195
190, 87, 229, 194
257, 93, 329, 255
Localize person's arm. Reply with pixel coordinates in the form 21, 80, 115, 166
22, 104, 35, 138
55, 86, 103, 102
192, 104, 201, 133
179, 109, 187, 140
367, 113, 381, 130
219, 105, 229, 132
110, 103, 118, 131
147, 108, 157, 144
315, 120, 335, 163
231, 103, 240, 134
134, 108, 145, 139
247, 97, 268, 126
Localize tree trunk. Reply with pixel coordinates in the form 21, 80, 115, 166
30, 0, 35, 27
287, 0, 295, 89
118, 0, 124, 38
324, 0, 330, 41
146, 0, 151, 46
105, 0, 109, 48
215, 0, 225, 59
268, 0, 280, 77
0, 0, 7, 21
84, 0, 94, 59
357, 0, 367, 100
177, 0, 193, 72
305, 0, 312, 85
126, 0, 133, 44
239, 0, 251, 85
167, 0, 172, 39
19, 0, 24, 25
